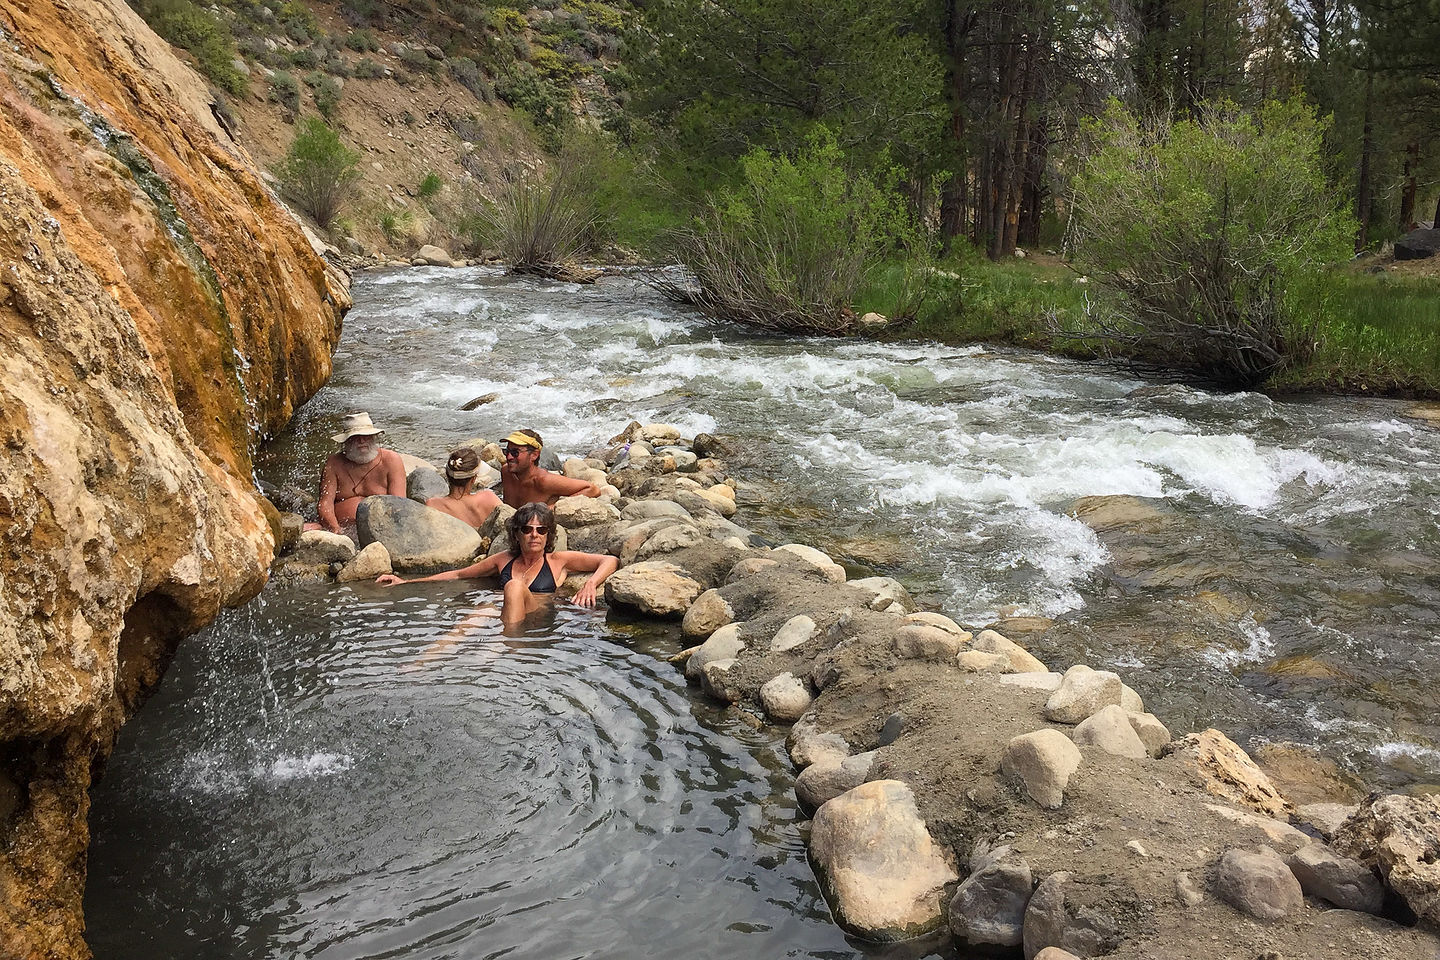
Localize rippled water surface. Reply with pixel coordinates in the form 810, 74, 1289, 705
87, 587, 871, 958
89, 266, 1440, 955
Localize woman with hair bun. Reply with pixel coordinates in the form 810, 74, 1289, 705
426, 446, 501, 528
376, 502, 618, 624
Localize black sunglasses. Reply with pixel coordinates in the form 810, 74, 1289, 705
520, 524, 549, 535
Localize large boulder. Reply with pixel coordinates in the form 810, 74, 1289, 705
681, 589, 734, 638
759, 672, 812, 722
1022, 873, 1124, 960
605, 560, 704, 618
1332, 792, 1440, 925
973, 629, 1047, 673
1044, 665, 1123, 723
848, 577, 914, 613
894, 623, 968, 660
685, 623, 745, 681
355, 495, 482, 570
1395, 227, 1440, 261
770, 614, 816, 652
291, 529, 357, 566
773, 543, 846, 582
1285, 843, 1385, 914
796, 751, 874, 811
337, 542, 391, 582
1072, 705, 1148, 760
810, 780, 958, 940
417, 243, 455, 266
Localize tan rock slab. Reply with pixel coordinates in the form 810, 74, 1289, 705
810, 780, 958, 940
604, 560, 704, 618
1165, 729, 1290, 818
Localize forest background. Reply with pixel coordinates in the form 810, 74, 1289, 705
132, 0, 1440, 394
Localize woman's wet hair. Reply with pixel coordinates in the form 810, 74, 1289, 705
506, 502, 556, 556
445, 446, 481, 486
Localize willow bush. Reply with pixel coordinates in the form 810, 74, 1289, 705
1067, 98, 1355, 388
472, 146, 604, 280
659, 130, 930, 335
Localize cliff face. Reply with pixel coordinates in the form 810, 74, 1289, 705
0, 0, 348, 955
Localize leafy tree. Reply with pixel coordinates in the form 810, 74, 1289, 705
1068, 98, 1355, 387
274, 118, 361, 230
625, 0, 945, 187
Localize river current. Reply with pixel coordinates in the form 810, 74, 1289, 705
88, 267, 1440, 957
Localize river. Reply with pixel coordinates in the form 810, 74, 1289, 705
87, 267, 1440, 956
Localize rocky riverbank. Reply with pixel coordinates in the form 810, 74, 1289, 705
269, 420, 1440, 959
0, 0, 347, 954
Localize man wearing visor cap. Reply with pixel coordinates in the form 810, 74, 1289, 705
499, 428, 600, 507
313, 411, 407, 535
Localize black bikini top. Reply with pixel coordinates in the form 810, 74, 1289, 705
498, 555, 557, 593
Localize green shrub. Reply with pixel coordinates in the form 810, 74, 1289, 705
354, 57, 384, 79
1068, 98, 1356, 388
378, 208, 415, 245
472, 147, 604, 274
661, 129, 931, 335
311, 73, 342, 119
448, 56, 494, 102
416, 172, 444, 199
494, 68, 567, 149
289, 47, 319, 69
345, 29, 379, 52
145, 0, 248, 96
274, 117, 361, 229
489, 6, 527, 31
268, 70, 300, 117
399, 45, 437, 74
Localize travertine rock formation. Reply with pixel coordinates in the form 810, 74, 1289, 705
0, 0, 347, 954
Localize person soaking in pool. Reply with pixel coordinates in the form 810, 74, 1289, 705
375, 503, 618, 624
426, 446, 501, 529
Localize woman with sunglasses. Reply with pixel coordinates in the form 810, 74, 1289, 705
375, 503, 618, 624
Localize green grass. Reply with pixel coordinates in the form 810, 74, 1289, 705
886, 253, 1440, 397
1274, 269, 1440, 395
893, 254, 1091, 347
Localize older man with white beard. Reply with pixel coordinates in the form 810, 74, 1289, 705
311, 412, 407, 536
